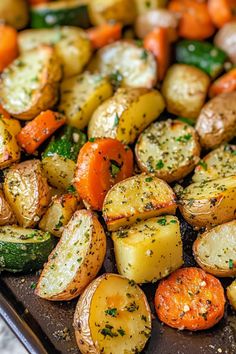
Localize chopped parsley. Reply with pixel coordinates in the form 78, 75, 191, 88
113, 112, 119, 127
117, 328, 125, 336
30, 282, 37, 290
198, 160, 208, 170
105, 308, 118, 317
175, 134, 192, 143
109, 70, 123, 88
157, 217, 167, 226
145, 177, 153, 182
89, 137, 96, 142
67, 185, 76, 193
100, 325, 118, 338
156, 159, 164, 169
125, 301, 139, 312
110, 160, 121, 178
229, 259, 234, 269
140, 49, 148, 60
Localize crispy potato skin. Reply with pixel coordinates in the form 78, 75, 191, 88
3, 160, 51, 228
196, 92, 236, 150
0, 190, 16, 226
0, 117, 21, 169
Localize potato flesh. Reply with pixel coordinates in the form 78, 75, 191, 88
227, 280, 236, 310
59, 72, 113, 129
0, 190, 16, 226
0, 118, 21, 169
89, 275, 151, 354
103, 174, 176, 231
112, 216, 183, 283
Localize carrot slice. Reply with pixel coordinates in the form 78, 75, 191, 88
87, 23, 122, 49
155, 267, 225, 331
144, 27, 170, 81
74, 138, 133, 210
209, 68, 236, 97
0, 25, 18, 72
168, 0, 215, 40
0, 105, 11, 119
208, 0, 236, 28
17, 110, 66, 154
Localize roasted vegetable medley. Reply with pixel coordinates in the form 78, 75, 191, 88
1, 0, 236, 353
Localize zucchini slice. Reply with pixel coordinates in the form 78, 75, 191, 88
0, 226, 55, 273
30, 0, 90, 29
36, 210, 106, 301
73, 273, 152, 354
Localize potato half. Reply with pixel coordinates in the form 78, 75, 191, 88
88, 87, 165, 144
0, 45, 62, 120
135, 119, 201, 183
0, 117, 21, 169
0, 190, 16, 226
73, 273, 152, 354
103, 174, 176, 231
178, 176, 236, 229
227, 280, 236, 310
192, 144, 236, 183
162, 64, 210, 119
36, 210, 106, 301
3, 160, 51, 228
112, 215, 183, 283
196, 92, 236, 150
193, 220, 236, 277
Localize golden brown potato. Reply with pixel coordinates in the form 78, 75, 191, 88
196, 92, 236, 150
3, 160, 51, 228
227, 280, 236, 310
0, 190, 16, 226
0, 117, 21, 169
0, 0, 28, 30
162, 64, 210, 119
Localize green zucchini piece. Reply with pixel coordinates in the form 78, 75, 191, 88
42, 126, 86, 161
175, 40, 227, 78
30, 0, 90, 29
0, 226, 55, 273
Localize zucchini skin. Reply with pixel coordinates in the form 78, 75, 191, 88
30, 2, 90, 29
42, 126, 86, 162
175, 40, 227, 78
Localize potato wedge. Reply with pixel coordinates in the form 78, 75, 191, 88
19, 27, 92, 78
0, 190, 16, 226
3, 160, 51, 228
0, 117, 21, 169
162, 64, 210, 119
88, 41, 157, 88
59, 72, 113, 129
0, 0, 29, 30
0, 45, 62, 120
39, 193, 81, 237
227, 280, 236, 310
192, 144, 236, 183
73, 273, 152, 354
88, 87, 165, 144
36, 210, 106, 301
88, 0, 136, 25
112, 216, 183, 283
196, 92, 236, 150
103, 174, 176, 231
193, 220, 236, 277
178, 176, 236, 229
135, 119, 201, 183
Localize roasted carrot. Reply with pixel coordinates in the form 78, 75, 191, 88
74, 138, 133, 210
168, 0, 215, 40
144, 27, 170, 81
0, 25, 18, 72
208, 0, 236, 28
87, 23, 122, 49
17, 110, 66, 154
209, 68, 236, 97
155, 267, 225, 331
28, 0, 50, 4
0, 105, 11, 119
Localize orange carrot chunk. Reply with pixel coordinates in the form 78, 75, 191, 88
144, 27, 170, 81
87, 23, 122, 49
155, 267, 225, 331
208, 0, 236, 28
209, 68, 236, 97
17, 110, 66, 154
168, 0, 215, 40
74, 138, 133, 210
0, 24, 18, 72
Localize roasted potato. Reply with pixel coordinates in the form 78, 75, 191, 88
162, 64, 210, 119
88, 41, 157, 88
0, 117, 21, 169
88, 0, 136, 25
19, 27, 92, 78
178, 176, 236, 229
88, 87, 165, 144
227, 280, 236, 310
73, 273, 152, 354
112, 215, 183, 283
0, 46, 62, 120
39, 193, 81, 237
135, 119, 201, 183
36, 210, 106, 301
3, 160, 51, 228
193, 220, 236, 277
0, 190, 16, 226
196, 92, 236, 150
59, 72, 113, 129
0, 0, 28, 30
103, 173, 177, 231
135, 0, 168, 13
214, 21, 236, 64
192, 144, 236, 183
